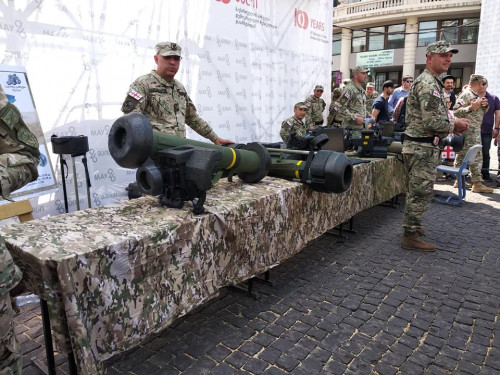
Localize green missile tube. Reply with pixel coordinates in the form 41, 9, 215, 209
266, 149, 353, 194
108, 113, 271, 183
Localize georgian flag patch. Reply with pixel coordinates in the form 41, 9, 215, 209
433, 90, 441, 98
128, 89, 143, 101
458, 99, 465, 106
344, 92, 350, 99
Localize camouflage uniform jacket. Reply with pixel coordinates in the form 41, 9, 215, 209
336, 83, 366, 129
453, 87, 488, 132
122, 71, 218, 141
280, 116, 307, 143
0, 86, 40, 200
366, 91, 379, 114
304, 95, 326, 127
326, 101, 341, 126
403, 69, 454, 152
0, 84, 39, 294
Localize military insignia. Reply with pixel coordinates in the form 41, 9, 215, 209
128, 90, 143, 101
286, 121, 292, 127
458, 99, 465, 106
432, 90, 441, 98
344, 92, 350, 99
122, 100, 135, 113
17, 126, 39, 149
427, 96, 440, 110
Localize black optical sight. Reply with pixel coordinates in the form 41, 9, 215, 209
51, 135, 89, 156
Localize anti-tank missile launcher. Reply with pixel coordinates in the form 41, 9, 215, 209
108, 113, 352, 213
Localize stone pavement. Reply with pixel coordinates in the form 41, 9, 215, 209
12, 173, 500, 374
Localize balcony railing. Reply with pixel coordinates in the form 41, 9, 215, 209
334, 0, 481, 24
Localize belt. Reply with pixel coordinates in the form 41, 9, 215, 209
333, 120, 342, 124
315, 120, 324, 126
404, 134, 434, 143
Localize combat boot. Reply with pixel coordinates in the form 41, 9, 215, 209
400, 232, 436, 252
471, 182, 494, 193
453, 180, 471, 189
416, 226, 425, 236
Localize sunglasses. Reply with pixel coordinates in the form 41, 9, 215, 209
482, 81, 488, 86
405, 80, 413, 83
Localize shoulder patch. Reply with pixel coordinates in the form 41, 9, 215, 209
17, 126, 39, 149
344, 92, 350, 99
128, 89, 143, 101
458, 99, 465, 106
432, 90, 441, 98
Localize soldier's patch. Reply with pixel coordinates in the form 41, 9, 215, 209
458, 99, 465, 106
17, 126, 39, 149
0, 105, 20, 130
427, 96, 440, 110
344, 92, 350, 99
286, 121, 292, 127
128, 90, 143, 101
122, 100, 135, 113
432, 90, 441, 98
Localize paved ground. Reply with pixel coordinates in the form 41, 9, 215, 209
12, 156, 500, 374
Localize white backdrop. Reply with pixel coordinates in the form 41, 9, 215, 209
0, 0, 333, 219
476, 0, 500, 96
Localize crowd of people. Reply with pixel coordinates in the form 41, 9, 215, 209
278, 40, 498, 252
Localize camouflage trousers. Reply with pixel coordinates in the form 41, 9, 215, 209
0, 294, 22, 375
454, 128, 482, 183
402, 146, 441, 234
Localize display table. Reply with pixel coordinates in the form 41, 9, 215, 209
0, 156, 405, 374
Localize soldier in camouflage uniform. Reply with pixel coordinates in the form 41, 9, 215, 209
336, 66, 370, 137
304, 85, 326, 129
365, 82, 379, 114
280, 102, 308, 143
122, 42, 232, 145
452, 74, 493, 193
1, 84, 40, 374
326, 88, 343, 127
401, 41, 469, 251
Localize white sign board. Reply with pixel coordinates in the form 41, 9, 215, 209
356, 50, 395, 68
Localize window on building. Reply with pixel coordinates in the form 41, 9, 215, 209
352, 30, 366, 53
351, 24, 406, 53
387, 24, 405, 49
368, 27, 385, 51
461, 18, 479, 44
418, 21, 437, 46
332, 33, 341, 56
441, 20, 458, 44
418, 18, 480, 47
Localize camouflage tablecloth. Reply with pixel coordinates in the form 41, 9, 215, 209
0, 156, 405, 374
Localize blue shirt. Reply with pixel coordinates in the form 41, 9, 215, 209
388, 87, 410, 113
372, 95, 391, 123
481, 91, 500, 134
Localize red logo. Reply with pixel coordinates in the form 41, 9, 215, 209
295, 9, 309, 29
216, 0, 231, 4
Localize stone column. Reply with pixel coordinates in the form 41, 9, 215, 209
340, 28, 352, 81
403, 16, 418, 78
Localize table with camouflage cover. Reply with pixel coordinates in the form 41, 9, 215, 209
0, 156, 405, 374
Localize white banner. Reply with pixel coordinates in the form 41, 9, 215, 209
0, 0, 333, 218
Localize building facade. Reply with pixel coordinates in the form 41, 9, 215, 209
332, 0, 481, 93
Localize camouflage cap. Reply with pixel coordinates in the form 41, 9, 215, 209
155, 42, 182, 57
469, 74, 485, 84
294, 102, 308, 109
425, 40, 458, 55
366, 82, 375, 88
314, 85, 324, 91
352, 65, 369, 74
